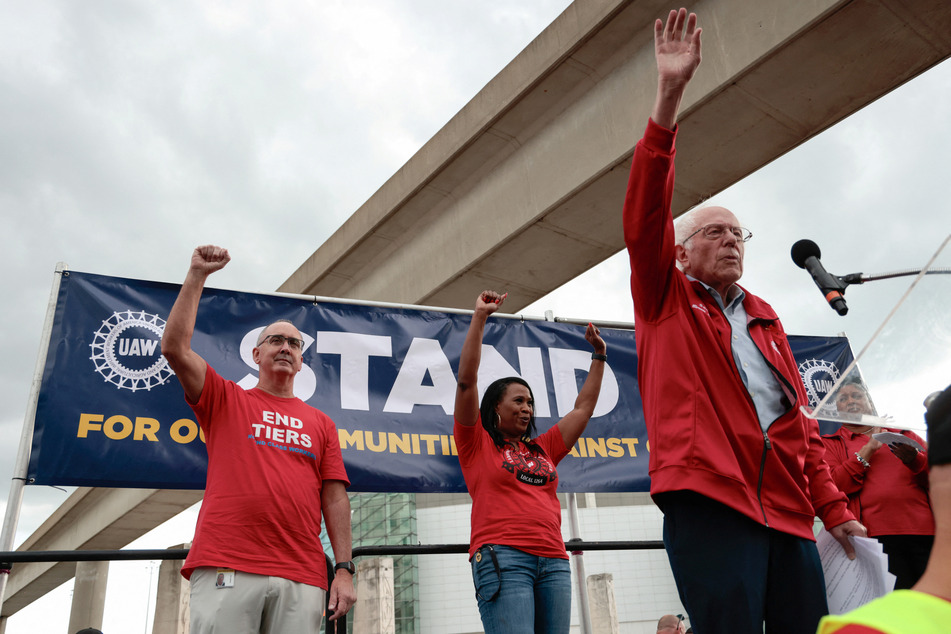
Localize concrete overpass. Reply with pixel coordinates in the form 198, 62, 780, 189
4, 0, 951, 624
278, 0, 951, 312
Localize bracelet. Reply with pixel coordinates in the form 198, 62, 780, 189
854, 452, 870, 469
591, 353, 607, 362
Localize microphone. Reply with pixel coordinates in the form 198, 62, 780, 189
790, 239, 849, 316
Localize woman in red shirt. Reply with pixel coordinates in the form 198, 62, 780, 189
453, 290, 606, 634
822, 378, 933, 589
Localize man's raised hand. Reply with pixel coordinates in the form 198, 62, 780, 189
191, 245, 231, 276
655, 8, 702, 87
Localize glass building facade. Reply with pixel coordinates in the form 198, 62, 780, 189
348, 492, 420, 633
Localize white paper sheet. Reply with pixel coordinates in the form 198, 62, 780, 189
817, 529, 896, 614
872, 432, 924, 452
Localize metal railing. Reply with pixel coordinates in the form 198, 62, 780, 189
0, 539, 665, 632
0, 539, 664, 565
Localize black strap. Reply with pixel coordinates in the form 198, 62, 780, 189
475, 544, 502, 602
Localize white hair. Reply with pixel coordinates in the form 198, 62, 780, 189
673, 203, 743, 271
673, 208, 706, 246
673, 205, 710, 271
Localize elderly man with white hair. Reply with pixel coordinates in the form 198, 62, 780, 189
622, 8, 865, 634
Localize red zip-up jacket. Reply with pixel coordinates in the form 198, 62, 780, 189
822, 427, 932, 537
624, 119, 852, 540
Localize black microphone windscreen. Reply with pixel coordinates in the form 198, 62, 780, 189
791, 239, 821, 269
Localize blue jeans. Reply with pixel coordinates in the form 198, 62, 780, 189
471, 544, 571, 634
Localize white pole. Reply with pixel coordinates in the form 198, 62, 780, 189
546, 308, 592, 634
0, 263, 67, 608
567, 492, 592, 634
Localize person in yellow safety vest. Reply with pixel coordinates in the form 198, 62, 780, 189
817, 386, 951, 634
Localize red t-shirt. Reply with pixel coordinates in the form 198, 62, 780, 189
454, 418, 570, 560
181, 365, 349, 589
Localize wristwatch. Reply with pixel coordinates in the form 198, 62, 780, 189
334, 560, 356, 575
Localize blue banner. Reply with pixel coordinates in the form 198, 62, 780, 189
28, 271, 854, 492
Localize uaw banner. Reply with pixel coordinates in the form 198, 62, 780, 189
28, 270, 854, 492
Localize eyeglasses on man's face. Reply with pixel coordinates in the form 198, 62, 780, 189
260, 333, 304, 350
682, 223, 752, 244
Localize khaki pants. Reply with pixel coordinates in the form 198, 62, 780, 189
189, 567, 326, 634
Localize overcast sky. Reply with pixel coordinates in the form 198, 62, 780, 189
2, 1, 949, 632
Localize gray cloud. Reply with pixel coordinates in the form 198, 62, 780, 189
0, 1, 574, 630
1, 1, 948, 629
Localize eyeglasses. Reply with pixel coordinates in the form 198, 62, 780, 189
682, 223, 752, 244
260, 333, 304, 350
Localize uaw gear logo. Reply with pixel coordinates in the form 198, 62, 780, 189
798, 358, 842, 409
501, 443, 557, 487
90, 310, 173, 391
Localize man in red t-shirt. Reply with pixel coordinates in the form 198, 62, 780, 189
162, 245, 356, 633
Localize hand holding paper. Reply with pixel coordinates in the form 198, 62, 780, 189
817, 529, 895, 614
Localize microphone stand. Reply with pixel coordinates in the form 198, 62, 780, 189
837, 267, 951, 287
801, 235, 950, 430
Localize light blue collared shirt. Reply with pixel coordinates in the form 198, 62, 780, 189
689, 277, 788, 431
